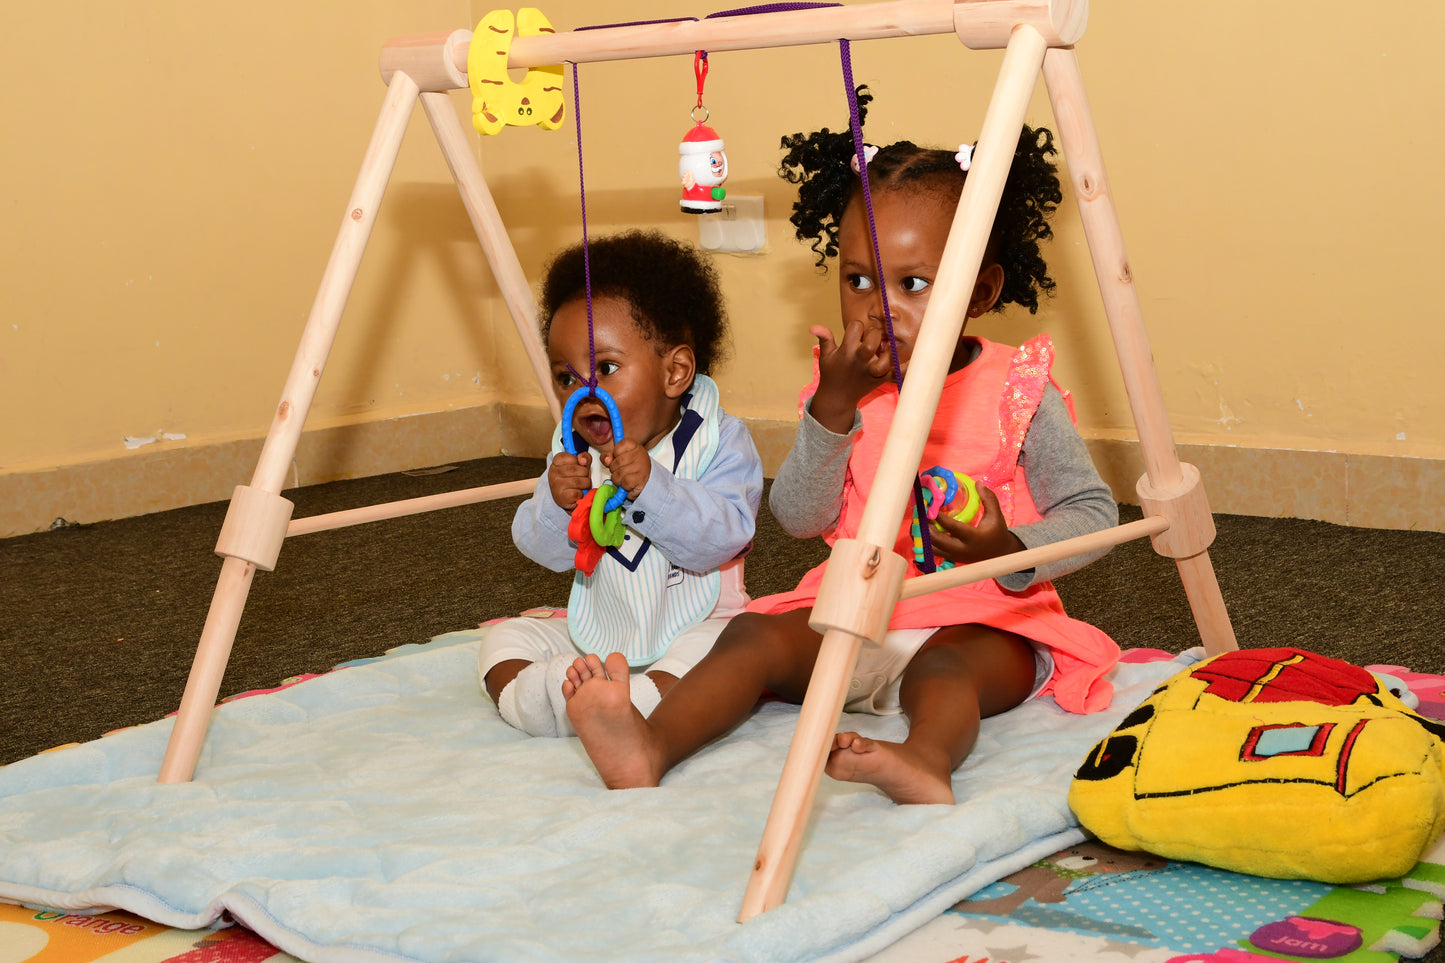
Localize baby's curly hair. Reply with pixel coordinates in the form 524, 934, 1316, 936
778, 87, 1063, 314
539, 230, 730, 374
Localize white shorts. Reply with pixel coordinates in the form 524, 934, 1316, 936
477, 612, 729, 687
845, 627, 1055, 715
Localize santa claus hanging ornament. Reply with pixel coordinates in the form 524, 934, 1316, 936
679, 51, 728, 214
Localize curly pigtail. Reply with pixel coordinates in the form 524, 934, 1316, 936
778, 89, 1064, 314
778, 88, 874, 267
992, 126, 1062, 314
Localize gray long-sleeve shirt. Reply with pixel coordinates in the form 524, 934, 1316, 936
512, 412, 763, 574
769, 385, 1118, 591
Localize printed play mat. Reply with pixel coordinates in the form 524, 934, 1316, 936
1, 616, 1441, 963
4, 839, 1439, 963
874, 836, 1444, 962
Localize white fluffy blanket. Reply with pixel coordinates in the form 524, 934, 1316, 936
0, 628, 1194, 962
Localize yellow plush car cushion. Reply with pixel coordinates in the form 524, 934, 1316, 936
1069, 647, 1445, 883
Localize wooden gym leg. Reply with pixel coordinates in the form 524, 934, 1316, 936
419, 90, 560, 422
158, 71, 422, 783
740, 25, 1050, 919
1042, 47, 1237, 656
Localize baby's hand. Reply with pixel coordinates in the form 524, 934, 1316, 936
548, 451, 592, 512
808, 322, 891, 433
603, 439, 651, 500
928, 486, 1025, 567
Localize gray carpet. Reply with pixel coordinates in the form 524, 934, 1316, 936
3, 454, 1443, 765
2, 454, 1443, 961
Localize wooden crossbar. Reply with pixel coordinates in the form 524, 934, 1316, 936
383, 0, 1086, 93
899, 516, 1170, 600
483, 0, 1081, 65
286, 478, 539, 537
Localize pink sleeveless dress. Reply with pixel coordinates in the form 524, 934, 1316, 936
749, 335, 1119, 714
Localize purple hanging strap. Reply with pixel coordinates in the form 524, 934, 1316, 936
568, 64, 599, 396
569, 4, 939, 570
570, 17, 704, 393
839, 41, 938, 572
839, 44, 904, 388
698, 2, 936, 570
706, 3, 841, 15
577, 17, 700, 31
567, 4, 838, 392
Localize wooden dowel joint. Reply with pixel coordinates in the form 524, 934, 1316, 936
807, 539, 908, 645
380, 29, 471, 91
1136, 463, 1216, 559
953, 0, 1088, 51
214, 486, 295, 572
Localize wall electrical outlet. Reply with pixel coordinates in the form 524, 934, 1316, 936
697, 195, 765, 253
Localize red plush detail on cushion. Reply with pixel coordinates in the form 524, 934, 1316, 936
1192, 647, 1381, 706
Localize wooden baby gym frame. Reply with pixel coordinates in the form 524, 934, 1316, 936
157, 0, 1238, 923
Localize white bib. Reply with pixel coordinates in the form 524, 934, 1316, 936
552, 375, 724, 666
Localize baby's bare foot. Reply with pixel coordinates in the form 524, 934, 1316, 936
824, 731, 956, 805
565, 652, 665, 789
561, 653, 604, 699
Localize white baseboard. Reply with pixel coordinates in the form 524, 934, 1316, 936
745, 420, 1445, 535
0, 406, 512, 538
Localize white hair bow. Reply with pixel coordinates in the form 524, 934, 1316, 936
849, 144, 879, 173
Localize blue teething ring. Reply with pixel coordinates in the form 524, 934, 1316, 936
560, 385, 627, 513
921, 467, 981, 530
923, 466, 960, 506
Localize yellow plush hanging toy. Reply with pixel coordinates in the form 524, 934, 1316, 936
468, 8, 566, 136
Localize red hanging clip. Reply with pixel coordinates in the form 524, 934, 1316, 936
694, 49, 709, 111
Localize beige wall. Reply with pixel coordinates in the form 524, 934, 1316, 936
2, 1, 503, 473
4, 2, 1443, 534
473, 0, 1445, 457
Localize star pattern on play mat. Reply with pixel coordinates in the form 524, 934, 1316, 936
954, 917, 1008, 937
957, 918, 1171, 962
1098, 938, 1168, 959
979, 937, 1170, 962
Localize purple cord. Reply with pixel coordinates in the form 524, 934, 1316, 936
840, 41, 937, 573
570, 16, 706, 395
566, 3, 937, 569
568, 3, 840, 398
694, 2, 935, 570
577, 17, 699, 31
706, 3, 840, 15
840, 44, 903, 389
570, 64, 597, 396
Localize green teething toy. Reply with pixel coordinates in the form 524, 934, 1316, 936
589, 481, 626, 547
937, 472, 981, 529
